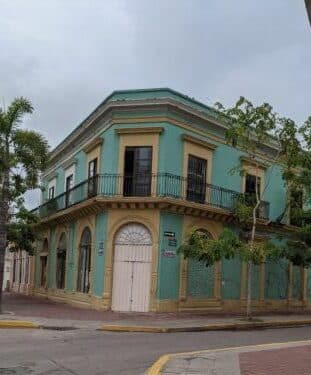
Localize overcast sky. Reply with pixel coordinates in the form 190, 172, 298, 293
1, 0, 310, 207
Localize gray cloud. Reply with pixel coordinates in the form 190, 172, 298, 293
1, 0, 310, 208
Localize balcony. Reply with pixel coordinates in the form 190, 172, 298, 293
32, 173, 270, 221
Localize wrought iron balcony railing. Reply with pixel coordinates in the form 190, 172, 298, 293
32, 173, 270, 220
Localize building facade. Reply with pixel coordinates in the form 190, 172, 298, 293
31, 88, 308, 312
9, 250, 34, 294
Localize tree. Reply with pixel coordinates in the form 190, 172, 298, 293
179, 97, 308, 319
0, 98, 49, 312
214, 98, 282, 318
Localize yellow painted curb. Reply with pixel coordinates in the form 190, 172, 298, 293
99, 325, 169, 333
100, 319, 311, 333
147, 339, 311, 375
0, 320, 39, 329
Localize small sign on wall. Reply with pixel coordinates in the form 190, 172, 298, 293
162, 249, 176, 258
98, 241, 104, 256
164, 231, 175, 238
168, 238, 177, 247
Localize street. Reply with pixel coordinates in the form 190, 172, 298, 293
1, 326, 311, 374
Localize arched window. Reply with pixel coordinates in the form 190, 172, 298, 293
40, 239, 49, 288
56, 233, 67, 289
77, 227, 92, 293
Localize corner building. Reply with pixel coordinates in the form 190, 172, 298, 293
32, 88, 307, 312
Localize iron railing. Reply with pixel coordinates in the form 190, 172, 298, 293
32, 173, 270, 220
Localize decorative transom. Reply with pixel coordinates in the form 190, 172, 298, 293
115, 223, 152, 245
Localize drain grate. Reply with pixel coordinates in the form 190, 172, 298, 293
0, 367, 32, 374
41, 326, 78, 331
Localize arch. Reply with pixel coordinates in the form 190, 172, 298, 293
56, 232, 67, 290
114, 222, 152, 245
112, 222, 152, 312
77, 227, 92, 293
40, 238, 49, 288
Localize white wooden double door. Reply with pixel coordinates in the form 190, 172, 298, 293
111, 224, 152, 312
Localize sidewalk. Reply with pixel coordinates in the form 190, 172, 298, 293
2, 292, 311, 332
150, 340, 311, 375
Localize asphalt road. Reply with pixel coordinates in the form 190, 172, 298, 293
1, 326, 311, 374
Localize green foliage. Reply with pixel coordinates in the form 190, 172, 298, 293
7, 207, 39, 255
0, 97, 49, 254
0, 97, 49, 198
178, 228, 282, 267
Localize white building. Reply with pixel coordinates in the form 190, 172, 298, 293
2, 248, 11, 291
10, 250, 34, 294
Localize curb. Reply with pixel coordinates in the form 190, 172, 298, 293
0, 320, 40, 329
99, 319, 311, 333
146, 339, 311, 375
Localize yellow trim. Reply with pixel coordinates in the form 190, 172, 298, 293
103, 209, 160, 312
241, 160, 265, 196
181, 134, 217, 150
115, 126, 164, 135
147, 340, 311, 375
117, 131, 159, 196
240, 156, 269, 169
114, 116, 277, 164
54, 225, 70, 291
83, 137, 103, 153
182, 136, 214, 199
0, 321, 39, 329
180, 217, 223, 301
74, 215, 96, 294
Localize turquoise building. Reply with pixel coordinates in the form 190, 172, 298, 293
31, 88, 306, 312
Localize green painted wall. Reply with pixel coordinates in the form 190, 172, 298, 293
47, 227, 56, 289
251, 264, 260, 300
66, 222, 76, 292
55, 167, 64, 196
265, 259, 288, 299
75, 150, 87, 183
292, 265, 302, 300
187, 260, 214, 298
93, 212, 108, 296
264, 165, 286, 221
221, 258, 241, 299
158, 212, 183, 300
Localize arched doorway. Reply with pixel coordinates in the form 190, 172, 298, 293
77, 227, 92, 293
56, 233, 67, 290
112, 223, 152, 312
40, 239, 49, 288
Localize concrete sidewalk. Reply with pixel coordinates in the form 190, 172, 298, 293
3, 292, 311, 332
149, 340, 311, 375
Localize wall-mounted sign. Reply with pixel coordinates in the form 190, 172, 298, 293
164, 231, 175, 238
98, 241, 104, 256
168, 238, 177, 247
162, 249, 176, 258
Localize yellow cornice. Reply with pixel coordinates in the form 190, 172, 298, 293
83, 137, 103, 153
181, 134, 217, 151
240, 156, 270, 170
113, 116, 280, 165
115, 126, 164, 135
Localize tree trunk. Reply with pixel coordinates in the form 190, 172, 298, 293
0, 168, 10, 314
246, 170, 261, 320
